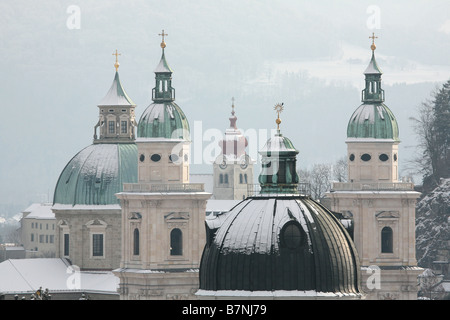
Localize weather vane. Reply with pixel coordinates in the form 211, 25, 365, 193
274, 103, 284, 130
112, 49, 121, 71
159, 29, 168, 48
369, 32, 378, 52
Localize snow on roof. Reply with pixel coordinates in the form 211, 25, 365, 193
22, 203, 54, 220
0, 258, 119, 294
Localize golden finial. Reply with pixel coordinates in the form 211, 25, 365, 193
112, 49, 121, 71
274, 103, 284, 131
159, 29, 168, 49
369, 32, 378, 52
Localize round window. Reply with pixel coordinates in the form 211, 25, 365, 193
151, 154, 161, 162
282, 222, 303, 250
169, 154, 179, 162
361, 153, 372, 162
379, 154, 389, 162
139, 154, 145, 162
349, 154, 355, 161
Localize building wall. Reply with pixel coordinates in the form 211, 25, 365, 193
328, 190, 422, 299
53, 208, 121, 270
21, 217, 56, 258
114, 191, 210, 300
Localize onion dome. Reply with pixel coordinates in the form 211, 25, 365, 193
198, 104, 362, 298
347, 38, 399, 141
218, 99, 248, 160
137, 40, 190, 140
53, 143, 137, 206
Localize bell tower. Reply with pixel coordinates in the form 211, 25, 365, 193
114, 32, 211, 300
327, 35, 422, 300
213, 98, 254, 200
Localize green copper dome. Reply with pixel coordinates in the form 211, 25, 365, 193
137, 48, 190, 140
347, 103, 399, 141
137, 102, 190, 140
53, 143, 137, 206
347, 49, 399, 141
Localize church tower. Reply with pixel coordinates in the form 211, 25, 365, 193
114, 32, 211, 300
327, 35, 422, 300
213, 99, 254, 200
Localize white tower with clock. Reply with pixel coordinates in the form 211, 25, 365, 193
213, 99, 254, 200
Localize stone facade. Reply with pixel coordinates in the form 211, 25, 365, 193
53, 206, 122, 270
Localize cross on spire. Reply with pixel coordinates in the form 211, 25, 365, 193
369, 32, 378, 51
159, 29, 168, 48
112, 49, 121, 71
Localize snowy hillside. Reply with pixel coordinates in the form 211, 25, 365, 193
416, 178, 450, 268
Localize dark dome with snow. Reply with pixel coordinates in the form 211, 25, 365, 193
198, 117, 362, 298
198, 195, 362, 297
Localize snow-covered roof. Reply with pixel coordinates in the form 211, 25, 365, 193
98, 71, 135, 106
154, 51, 173, 73
22, 203, 54, 220
0, 258, 119, 294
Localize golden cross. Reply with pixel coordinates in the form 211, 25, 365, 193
112, 49, 121, 71
369, 32, 378, 51
159, 29, 168, 48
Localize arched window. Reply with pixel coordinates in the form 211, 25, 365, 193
170, 228, 182, 256
244, 173, 248, 184
133, 228, 140, 256
239, 174, 243, 184
281, 221, 303, 250
224, 174, 229, 184
219, 174, 223, 184
381, 226, 393, 253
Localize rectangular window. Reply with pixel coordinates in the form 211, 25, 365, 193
46, 235, 48, 243
108, 121, 115, 134
50, 235, 54, 243
92, 234, 104, 257
39, 235, 44, 243
121, 121, 127, 133
31, 234, 34, 242
63, 234, 70, 256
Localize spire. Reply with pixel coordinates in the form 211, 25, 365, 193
95, 51, 137, 143
98, 52, 135, 106
152, 30, 175, 102
229, 97, 237, 129
362, 33, 384, 103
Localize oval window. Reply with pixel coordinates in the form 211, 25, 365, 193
394, 154, 398, 162
349, 154, 355, 161
184, 154, 188, 162
361, 153, 371, 162
379, 154, 389, 162
151, 154, 161, 162
169, 154, 179, 163
139, 154, 145, 162
282, 222, 303, 250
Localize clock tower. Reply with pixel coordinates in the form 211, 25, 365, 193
213, 99, 254, 200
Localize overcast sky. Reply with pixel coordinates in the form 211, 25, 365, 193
1, 0, 449, 213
